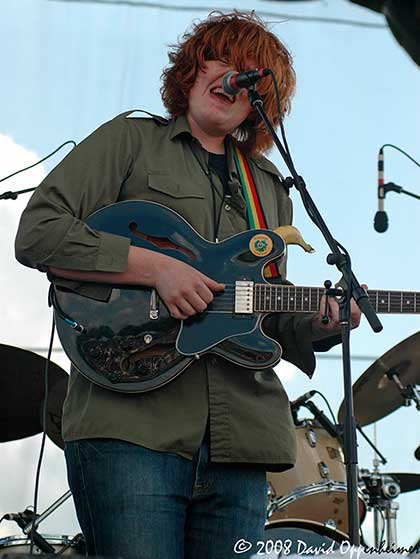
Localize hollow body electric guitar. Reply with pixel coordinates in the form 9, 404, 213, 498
53, 200, 420, 393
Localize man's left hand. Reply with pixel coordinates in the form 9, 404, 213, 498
311, 284, 367, 340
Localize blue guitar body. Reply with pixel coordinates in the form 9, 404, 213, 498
53, 200, 286, 393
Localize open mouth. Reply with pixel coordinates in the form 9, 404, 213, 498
210, 87, 234, 104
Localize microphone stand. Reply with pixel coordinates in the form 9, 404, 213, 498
247, 86, 383, 545
382, 182, 420, 201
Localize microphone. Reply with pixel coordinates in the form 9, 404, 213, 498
290, 390, 316, 411
374, 147, 388, 232
222, 68, 270, 95
415, 445, 420, 461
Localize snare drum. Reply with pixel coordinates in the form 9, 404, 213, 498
267, 423, 366, 533
0, 533, 85, 555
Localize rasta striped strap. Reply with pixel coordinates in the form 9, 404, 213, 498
233, 146, 279, 279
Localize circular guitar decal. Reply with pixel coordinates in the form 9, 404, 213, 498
249, 234, 273, 257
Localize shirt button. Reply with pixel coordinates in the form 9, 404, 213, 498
224, 204, 231, 211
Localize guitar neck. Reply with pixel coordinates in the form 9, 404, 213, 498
254, 284, 420, 315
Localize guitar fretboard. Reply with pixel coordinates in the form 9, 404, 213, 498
254, 285, 420, 315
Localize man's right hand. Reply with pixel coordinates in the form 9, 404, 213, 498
49, 245, 225, 321
152, 254, 225, 320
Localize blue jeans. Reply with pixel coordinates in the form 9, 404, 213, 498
65, 433, 267, 559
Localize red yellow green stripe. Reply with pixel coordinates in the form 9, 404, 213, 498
233, 146, 279, 279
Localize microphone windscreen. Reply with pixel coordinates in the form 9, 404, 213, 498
374, 210, 388, 232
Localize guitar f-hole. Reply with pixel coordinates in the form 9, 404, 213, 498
128, 222, 195, 261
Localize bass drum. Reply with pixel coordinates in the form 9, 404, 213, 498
251, 519, 348, 558
0, 534, 85, 555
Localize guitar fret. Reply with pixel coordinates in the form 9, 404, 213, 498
402, 291, 415, 313
272, 286, 276, 311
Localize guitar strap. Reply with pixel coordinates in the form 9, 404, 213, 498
233, 146, 279, 279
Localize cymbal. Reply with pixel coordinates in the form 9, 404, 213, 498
388, 472, 420, 493
0, 344, 68, 448
338, 331, 420, 426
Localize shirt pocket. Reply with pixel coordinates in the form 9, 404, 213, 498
147, 173, 205, 199
144, 173, 207, 229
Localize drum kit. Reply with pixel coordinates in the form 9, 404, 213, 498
0, 333, 419, 557
0, 344, 82, 556
262, 331, 420, 556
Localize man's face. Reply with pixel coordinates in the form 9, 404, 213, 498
186, 60, 253, 139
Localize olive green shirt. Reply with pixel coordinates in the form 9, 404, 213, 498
15, 110, 324, 471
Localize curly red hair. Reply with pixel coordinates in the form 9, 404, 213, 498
160, 11, 296, 156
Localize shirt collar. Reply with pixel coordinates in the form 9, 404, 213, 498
167, 115, 281, 178
168, 113, 193, 141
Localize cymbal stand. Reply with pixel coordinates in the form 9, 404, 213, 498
355, 424, 387, 466
386, 368, 420, 410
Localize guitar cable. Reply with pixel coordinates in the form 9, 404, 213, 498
29, 314, 55, 554
0, 140, 77, 190
48, 284, 85, 333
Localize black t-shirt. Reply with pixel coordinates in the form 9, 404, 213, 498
208, 152, 229, 195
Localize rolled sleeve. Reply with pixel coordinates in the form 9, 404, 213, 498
15, 116, 134, 273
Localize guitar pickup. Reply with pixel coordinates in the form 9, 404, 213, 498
235, 281, 254, 314
149, 289, 159, 320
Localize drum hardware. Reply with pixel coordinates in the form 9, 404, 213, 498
338, 331, 420, 427
0, 533, 85, 556
385, 367, 420, 410
2, 490, 76, 554
2, 508, 55, 554
355, 423, 388, 466
306, 428, 317, 448
318, 462, 330, 478
360, 468, 401, 548
299, 400, 341, 443
21, 491, 73, 536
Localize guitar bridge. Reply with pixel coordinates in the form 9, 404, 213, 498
235, 281, 254, 314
